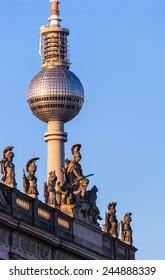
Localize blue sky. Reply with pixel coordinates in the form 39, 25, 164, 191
0, 0, 165, 259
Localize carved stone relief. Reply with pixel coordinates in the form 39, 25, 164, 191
11, 232, 52, 259
54, 250, 77, 260
0, 228, 10, 248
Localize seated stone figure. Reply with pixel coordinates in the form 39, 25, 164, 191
58, 144, 89, 205
73, 177, 89, 203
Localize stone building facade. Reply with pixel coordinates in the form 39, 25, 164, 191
0, 182, 136, 260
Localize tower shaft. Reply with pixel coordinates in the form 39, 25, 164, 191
44, 121, 67, 181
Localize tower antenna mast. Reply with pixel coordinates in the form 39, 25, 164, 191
49, 0, 61, 27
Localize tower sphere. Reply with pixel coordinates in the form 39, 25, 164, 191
27, 66, 84, 123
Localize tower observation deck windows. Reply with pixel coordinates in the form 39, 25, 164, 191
41, 32, 69, 67
29, 96, 83, 105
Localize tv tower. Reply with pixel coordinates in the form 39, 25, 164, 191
27, 0, 84, 181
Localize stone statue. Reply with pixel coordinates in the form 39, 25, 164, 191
73, 178, 89, 203
121, 212, 133, 245
0, 146, 17, 188
66, 144, 84, 187
85, 185, 102, 224
56, 144, 101, 227
23, 157, 39, 198
57, 144, 89, 206
55, 165, 69, 205
103, 202, 118, 238
43, 170, 57, 207
108, 202, 117, 215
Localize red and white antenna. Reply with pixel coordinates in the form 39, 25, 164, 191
49, 0, 61, 27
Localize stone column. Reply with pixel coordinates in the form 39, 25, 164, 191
44, 121, 67, 182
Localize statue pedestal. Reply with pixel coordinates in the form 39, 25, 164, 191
60, 204, 74, 217
27, 194, 38, 199
73, 219, 103, 254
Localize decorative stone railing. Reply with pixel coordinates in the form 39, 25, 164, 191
0, 182, 73, 240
